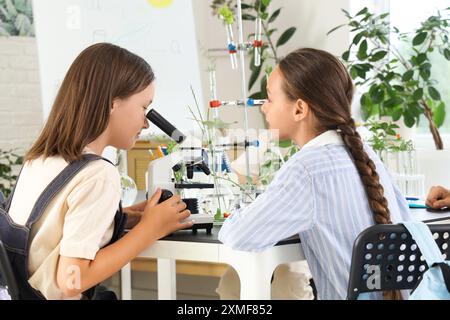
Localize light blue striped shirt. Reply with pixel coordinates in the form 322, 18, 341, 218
218, 130, 412, 300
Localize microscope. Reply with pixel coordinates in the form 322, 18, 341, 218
145, 109, 214, 234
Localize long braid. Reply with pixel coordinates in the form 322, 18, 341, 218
337, 119, 392, 224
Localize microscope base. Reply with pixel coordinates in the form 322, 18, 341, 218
186, 223, 214, 235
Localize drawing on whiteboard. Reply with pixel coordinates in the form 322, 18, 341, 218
147, 0, 173, 9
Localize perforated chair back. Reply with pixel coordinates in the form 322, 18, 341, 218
0, 239, 20, 300
347, 223, 450, 299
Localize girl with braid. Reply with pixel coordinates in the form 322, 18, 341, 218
218, 48, 412, 300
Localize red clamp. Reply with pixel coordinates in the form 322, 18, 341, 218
210, 100, 222, 108
253, 40, 263, 48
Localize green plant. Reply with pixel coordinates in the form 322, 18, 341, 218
259, 140, 298, 185
0, 0, 34, 36
211, 0, 297, 99
364, 120, 414, 153
328, 7, 450, 150
0, 148, 23, 198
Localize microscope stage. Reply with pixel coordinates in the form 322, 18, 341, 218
182, 214, 214, 235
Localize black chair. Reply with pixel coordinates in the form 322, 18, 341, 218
347, 223, 450, 299
0, 239, 20, 300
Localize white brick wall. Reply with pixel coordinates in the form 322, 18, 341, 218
0, 37, 43, 154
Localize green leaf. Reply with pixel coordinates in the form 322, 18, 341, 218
428, 86, 441, 100
413, 88, 423, 101
370, 86, 384, 104
412, 32, 427, 46
352, 31, 366, 45
5, 0, 17, 17
408, 103, 421, 117
327, 23, 346, 36
342, 50, 350, 61
420, 68, 431, 80
393, 85, 405, 92
14, 12, 30, 36
391, 107, 403, 121
268, 8, 281, 23
415, 53, 427, 65
433, 102, 446, 128
383, 97, 403, 109
276, 27, 296, 47
444, 48, 450, 61
360, 93, 376, 120
248, 64, 262, 91
262, 0, 271, 7
369, 50, 388, 62
249, 91, 264, 100
403, 113, 416, 128
357, 40, 368, 60
402, 70, 414, 82
13, 0, 27, 13
356, 7, 368, 16
278, 140, 293, 148
242, 13, 256, 21
240, 3, 253, 10
350, 66, 358, 79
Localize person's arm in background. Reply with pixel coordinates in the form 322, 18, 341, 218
426, 186, 450, 209
122, 201, 146, 229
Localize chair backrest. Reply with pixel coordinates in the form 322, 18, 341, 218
347, 223, 450, 299
0, 239, 20, 300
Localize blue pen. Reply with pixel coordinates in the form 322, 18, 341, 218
406, 197, 420, 201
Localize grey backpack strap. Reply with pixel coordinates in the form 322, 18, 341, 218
25, 154, 111, 228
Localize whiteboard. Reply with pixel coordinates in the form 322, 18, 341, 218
32, 0, 204, 133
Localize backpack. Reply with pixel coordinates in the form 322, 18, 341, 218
403, 221, 450, 300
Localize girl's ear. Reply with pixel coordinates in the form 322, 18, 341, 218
111, 98, 120, 114
293, 99, 308, 122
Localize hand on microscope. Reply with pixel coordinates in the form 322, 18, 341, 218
138, 188, 194, 240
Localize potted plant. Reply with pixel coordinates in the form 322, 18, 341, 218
328, 7, 450, 150
0, 148, 23, 198
0, 0, 34, 36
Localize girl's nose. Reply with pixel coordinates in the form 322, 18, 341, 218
143, 118, 150, 129
261, 101, 268, 114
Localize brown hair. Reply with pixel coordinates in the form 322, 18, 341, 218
26, 43, 155, 163
279, 48, 401, 300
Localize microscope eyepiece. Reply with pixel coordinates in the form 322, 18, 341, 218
146, 109, 186, 144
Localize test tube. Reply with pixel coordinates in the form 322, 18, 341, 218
208, 69, 222, 110
209, 69, 217, 101
226, 24, 238, 70
254, 17, 262, 67
221, 100, 244, 107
